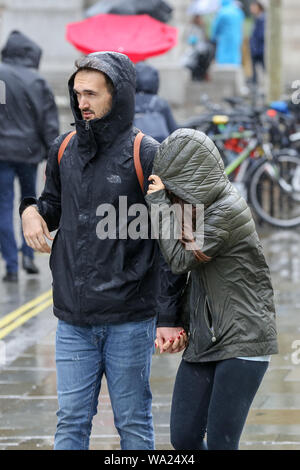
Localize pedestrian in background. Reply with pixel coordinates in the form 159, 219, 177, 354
249, 1, 266, 84
181, 14, 214, 81
146, 128, 278, 450
0, 30, 59, 282
20, 52, 185, 450
211, 0, 245, 65
134, 62, 178, 142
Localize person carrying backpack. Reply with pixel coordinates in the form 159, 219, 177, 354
19, 52, 185, 450
134, 62, 178, 142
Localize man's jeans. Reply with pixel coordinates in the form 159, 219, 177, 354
0, 161, 37, 273
54, 317, 156, 450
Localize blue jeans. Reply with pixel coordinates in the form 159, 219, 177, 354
0, 161, 37, 273
54, 317, 156, 450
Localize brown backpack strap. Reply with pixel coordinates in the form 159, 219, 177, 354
133, 131, 145, 192
58, 131, 76, 165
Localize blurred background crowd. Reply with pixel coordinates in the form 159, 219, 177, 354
0, 0, 297, 129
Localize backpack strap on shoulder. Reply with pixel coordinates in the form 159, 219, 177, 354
133, 131, 145, 192
58, 131, 76, 165
57, 129, 145, 193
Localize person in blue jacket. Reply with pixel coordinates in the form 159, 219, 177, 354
211, 0, 245, 65
249, 1, 266, 84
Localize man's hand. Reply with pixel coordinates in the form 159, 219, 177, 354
22, 206, 53, 254
155, 327, 187, 354
147, 174, 165, 195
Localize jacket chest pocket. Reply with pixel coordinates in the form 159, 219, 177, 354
190, 295, 217, 354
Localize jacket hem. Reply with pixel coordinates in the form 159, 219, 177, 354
53, 306, 157, 326
182, 339, 279, 363
156, 321, 184, 328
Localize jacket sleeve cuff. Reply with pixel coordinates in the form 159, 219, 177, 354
145, 188, 170, 206
156, 317, 184, 328
19, 197, 39, 217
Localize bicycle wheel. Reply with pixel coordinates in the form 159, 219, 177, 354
249, 153, 300, 228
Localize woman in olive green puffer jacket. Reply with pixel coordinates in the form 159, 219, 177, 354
146, 128, 278, 450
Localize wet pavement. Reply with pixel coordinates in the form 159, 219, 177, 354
1, 199, 300, 449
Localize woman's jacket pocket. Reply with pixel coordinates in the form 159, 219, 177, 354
189, 295, 217, 354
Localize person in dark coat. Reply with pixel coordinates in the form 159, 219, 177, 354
20, 52, 185, 450
249, 1, 266, 84
0, 30, 59, 282
134, 62, 178, 142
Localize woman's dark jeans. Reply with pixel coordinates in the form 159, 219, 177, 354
171, 358, 268, 450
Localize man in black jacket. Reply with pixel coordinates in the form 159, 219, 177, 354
0, 31, 59, 281
20, 52, 185, 450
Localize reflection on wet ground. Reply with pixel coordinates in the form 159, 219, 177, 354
0, 228, 300, 450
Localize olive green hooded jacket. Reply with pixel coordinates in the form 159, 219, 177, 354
146, 128, 278, 362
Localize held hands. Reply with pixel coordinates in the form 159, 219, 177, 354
155, 327, 188, 354
21, 206, 53, 254
147, 174, 165, 195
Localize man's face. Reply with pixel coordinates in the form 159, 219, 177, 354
250, 3, 260, 16
73, 70, 113, 121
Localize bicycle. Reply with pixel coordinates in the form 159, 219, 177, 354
183, 93, 300, 227
217, 128, 300, 228
183, 94, 300, 153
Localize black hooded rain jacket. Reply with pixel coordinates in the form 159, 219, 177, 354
20, 51, 183, 327
0, 31, 59, 163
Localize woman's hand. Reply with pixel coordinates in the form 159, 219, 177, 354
155, 327, 188, 354
147, 174, 165, 195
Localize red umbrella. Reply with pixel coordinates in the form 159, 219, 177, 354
66, 14, 177, 63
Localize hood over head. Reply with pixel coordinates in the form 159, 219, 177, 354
135, 62, 159, 94
68, 51, 136, 143
1, 30, 42, 68
153, 128, 229, 206
221, 0, 233, 6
